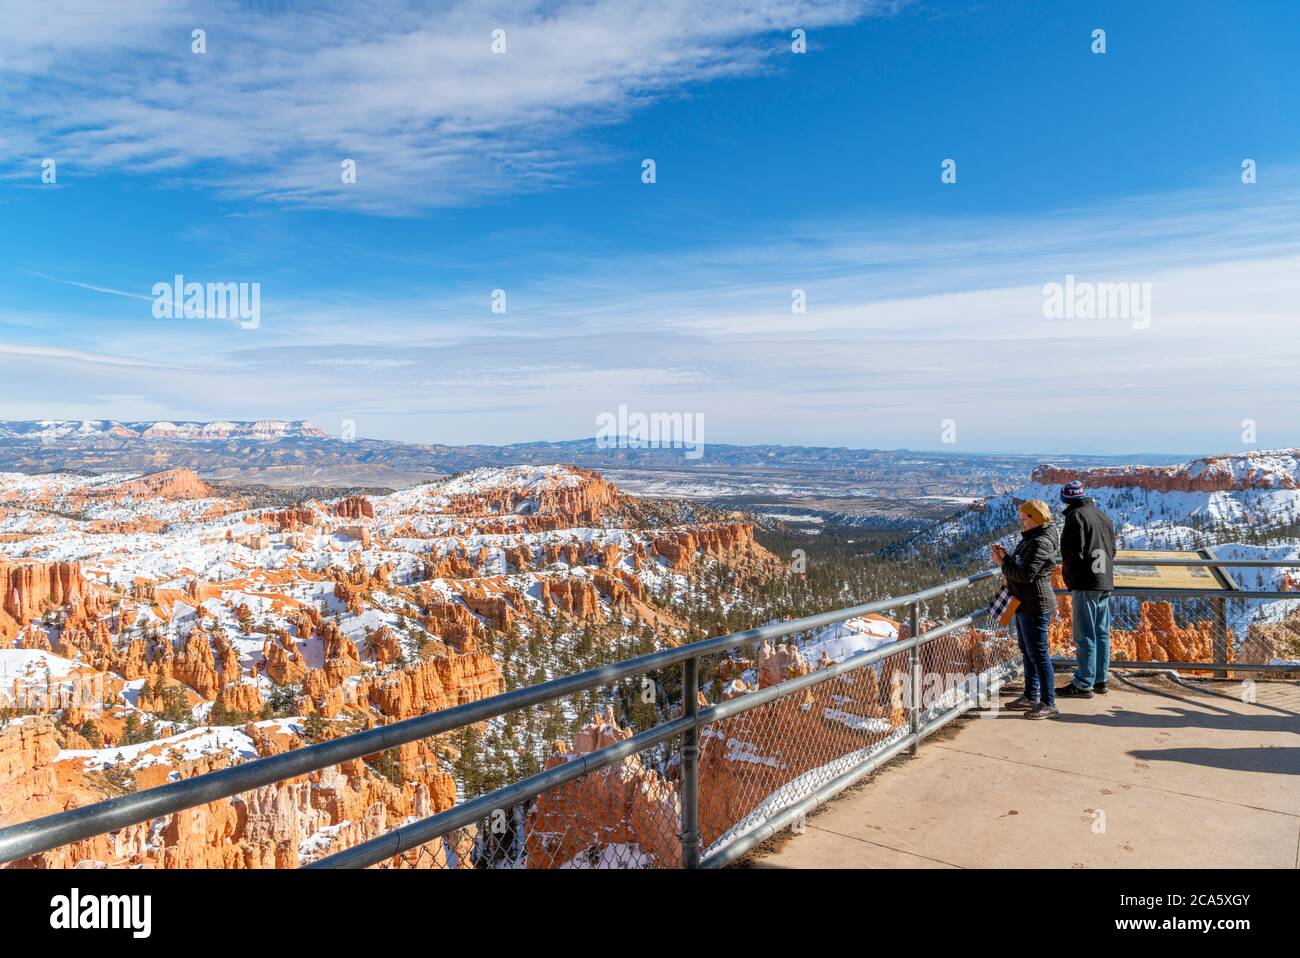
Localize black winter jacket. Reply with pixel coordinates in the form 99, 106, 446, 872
1060, 498, 1117, 592
1001, 523, 1059, 615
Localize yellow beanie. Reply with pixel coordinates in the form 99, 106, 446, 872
1019, 499, 1052, 527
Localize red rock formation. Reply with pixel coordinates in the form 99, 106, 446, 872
261, 633, 308, 685
1051, 581, 1233, 669
0, 561, 89, 631
455, 583, 524, 632
652, 523, 768, 571
367, 625, 401, 663
420, 600, 481, 652
1032, 453, 1299, 493
1240, 613, 1300, 666
88, 468, 215, 500
504, 543, 531, 572
524, 707, 681, 868
317, 623, 363, 688
757, 640, 809, 688
87, 517, 167, 535
216, 682, 265, 717
592, 570, 643, 613
422, 552, 475, 580
540, 578, 602, 619
263, 508, 318, 531
331, 496, 374, 519
333, 581, 366, 615
0, 717, 62, 826
362, 650, 504, 720
445, 467, 625, 525
171, 625, 223, 699
338, 525, 371, 548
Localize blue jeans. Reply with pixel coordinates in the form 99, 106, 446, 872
1014, 609, 1055, 706
1071, 590, 1112, 689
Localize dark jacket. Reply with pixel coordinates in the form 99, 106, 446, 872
1060, 497, 1116, 592
1001, 523, 1059, 615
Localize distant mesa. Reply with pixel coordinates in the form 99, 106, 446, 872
86, 468, 215, 500
1033, 449, 1300, 493
0, 419, 327, 442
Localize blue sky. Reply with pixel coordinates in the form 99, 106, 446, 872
1, 0, 1298, 455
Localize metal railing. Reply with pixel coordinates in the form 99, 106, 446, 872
1056, 555, 1300, 678
1, 555, 1296, 870
0, 568, 1010, 869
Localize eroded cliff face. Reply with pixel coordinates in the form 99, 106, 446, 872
0, 463, 787, 868
87, 468, 216, 500
1032, 451, 1300, 493
652, 524, 764, 572
330, 496, 374, 520
443, 466, 624, 524
9, 720, 469, 869
0, 718, 62, 827
0, 561, 92, 636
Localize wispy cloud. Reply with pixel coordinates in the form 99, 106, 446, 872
0, 0, 890, 213
5, 177, 1296, 452
15, 268, 157, 303
0, 341, 177, 369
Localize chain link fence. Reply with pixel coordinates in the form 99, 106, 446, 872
15, 566, 1298, 871
1049, 590, 1300, 675
352, 593, 1019, 869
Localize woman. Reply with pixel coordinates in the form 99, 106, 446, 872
991, 499, 1059, 720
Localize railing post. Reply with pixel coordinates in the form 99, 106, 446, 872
1211, 597, 1228, 680
908, 602, 921, 755
681, 655, 700, 868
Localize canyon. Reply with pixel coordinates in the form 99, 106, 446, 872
0, 462, 793, 868
1, 445, 1296, 869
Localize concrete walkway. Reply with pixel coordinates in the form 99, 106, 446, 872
748, 675, 1300, 869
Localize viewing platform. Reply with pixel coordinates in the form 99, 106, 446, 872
2, 557, 1297, 870
748, 674, 1300, 869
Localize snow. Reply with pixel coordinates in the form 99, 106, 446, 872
798, 615, 900, 664
56, 724, 261, 770
559, 843, 651, 869
0, 420, 324, 441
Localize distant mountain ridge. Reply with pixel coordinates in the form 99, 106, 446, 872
1032, 451, 1300, 492
0, 418, 1191, 493
0, 419, 327, 441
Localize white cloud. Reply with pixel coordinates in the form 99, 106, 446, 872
4, 173, 1298, 453
0, 341, 177, 368
0, 0, 889, 213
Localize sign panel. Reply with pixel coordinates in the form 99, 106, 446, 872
1112, 550, 1230, 591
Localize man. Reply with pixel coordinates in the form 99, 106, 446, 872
1057, 480, 1116, 698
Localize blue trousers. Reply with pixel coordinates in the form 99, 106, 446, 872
1071, 590, 1112, 689
1014, 609, 1055, 706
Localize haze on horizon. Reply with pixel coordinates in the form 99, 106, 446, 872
2, 1, 1298, 457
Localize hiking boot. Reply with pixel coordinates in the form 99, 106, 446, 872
1093, 682, 1108, 695
1024, 703, 1059, 720
1004, 694, 1039, 711
1057, 683, 1094, 699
